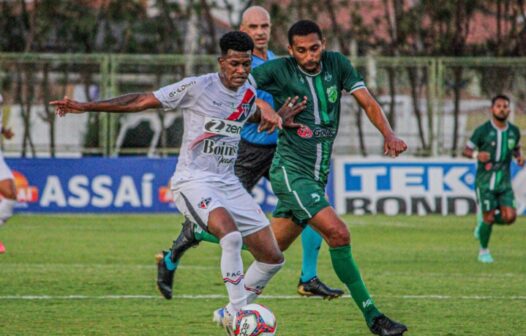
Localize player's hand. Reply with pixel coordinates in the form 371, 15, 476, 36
1, 127, 14, 140
383, 134, 407, 158
49, 96, 86, 117
278, 96, 308, 128
517, 155, 525, 167
477, 151, 491, 163
258, 109, 283, 134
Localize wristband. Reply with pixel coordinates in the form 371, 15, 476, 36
472, 150, 479, 160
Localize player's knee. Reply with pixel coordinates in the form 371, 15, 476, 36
483, 213, 495, 224
326, 225, 350, 247
268, 250, 285, 265
219, 231, 243, 252
503, 214, 516, 224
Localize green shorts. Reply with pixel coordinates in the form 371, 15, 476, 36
476, 187, 516, 212
269, 164, 330, 227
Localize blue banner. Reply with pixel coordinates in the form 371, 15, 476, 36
333, 157, 526, 215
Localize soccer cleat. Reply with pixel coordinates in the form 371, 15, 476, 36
297, 276, 344, 299
369, 314, 408, 336
478, 250, 494, 263
156, 220, 200, 300
156, 251, 175, 300
213, 307, 235, 336
170, 219, 200, 262
0, 241, 5, 254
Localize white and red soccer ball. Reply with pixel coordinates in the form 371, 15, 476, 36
233, 304, 277, 336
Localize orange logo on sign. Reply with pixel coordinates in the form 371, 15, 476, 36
13, 170, 38, 203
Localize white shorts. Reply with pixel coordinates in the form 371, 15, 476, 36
0, 154, 13, 181
172, 181, 269, 237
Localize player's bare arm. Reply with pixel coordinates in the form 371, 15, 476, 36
50, 93, 161, 117
250, 97, 306, 133
462, 146, 490, 162
513, 146, 524, 166
352, 88, 407, 157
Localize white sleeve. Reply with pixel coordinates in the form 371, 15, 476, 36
153, 77, 198, 110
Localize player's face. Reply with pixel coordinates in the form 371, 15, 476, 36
218, 50, 253, 90
240, 12, 271, 51
288, 33, 325, 74
491, 98, 510, 122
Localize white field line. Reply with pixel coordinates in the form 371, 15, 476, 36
0, 294, 525, 301
1, 264, 522, 279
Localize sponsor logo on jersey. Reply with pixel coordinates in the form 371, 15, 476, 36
203, 117, 243, 137
168, 80, 196, 98
327, 85, 338, 103
324, 72, 333, 82
202, 139, 238, 157
12, 170, 38, 203
313, 127, 337, 138
311, 193, 321, 203
198, 197, 211, 209
297, 125, 313, 138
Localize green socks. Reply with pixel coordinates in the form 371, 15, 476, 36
330, 245, 381, 326
478, 222, 493, 249
193, 225, 220, 244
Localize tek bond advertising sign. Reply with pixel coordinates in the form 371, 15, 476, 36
333, 157, 526, 216
6, 158, 279, 213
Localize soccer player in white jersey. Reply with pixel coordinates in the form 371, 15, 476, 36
0, 94, 17, 254
51, 31, 305, 335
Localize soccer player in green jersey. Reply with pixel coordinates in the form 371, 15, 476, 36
462, 94, 524, 263
248, 20, 408, 336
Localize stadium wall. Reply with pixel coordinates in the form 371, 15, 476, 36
7, 157, 525, 215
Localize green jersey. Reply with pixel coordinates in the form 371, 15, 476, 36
468, 120, 521, 191
249, 51, 365, 185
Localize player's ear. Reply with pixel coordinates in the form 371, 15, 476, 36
287, 45, 293, 57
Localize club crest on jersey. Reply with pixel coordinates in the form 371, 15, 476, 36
327, 85, 338, 103
508, 138, 516, 150
297, 125, 313, 138
198, 197, 211, 209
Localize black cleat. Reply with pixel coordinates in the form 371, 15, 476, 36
156, 250, 175, 300
369, 314, 407, 336
156, 220, 201, 300
297, 276, 345, 299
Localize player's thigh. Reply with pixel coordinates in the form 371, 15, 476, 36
270, 217, 303, 252
270, 165, 329, 224
243, 226, 283, 264
222, 182, 270, 237
0, 157, 15, 199
172, 182, 233, 235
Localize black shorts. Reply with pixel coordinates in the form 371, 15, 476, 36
235, 139, 276, 192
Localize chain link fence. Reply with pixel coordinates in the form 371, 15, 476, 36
1, 54, 525, 157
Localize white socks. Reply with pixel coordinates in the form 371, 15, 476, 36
220, 231, 247, 314
0, 198, 16, 225
244, 260, 285, 304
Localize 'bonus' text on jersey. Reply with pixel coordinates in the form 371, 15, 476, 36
249, 51, 365, 185
467, 120, 521, 191
153, 73, 257, 186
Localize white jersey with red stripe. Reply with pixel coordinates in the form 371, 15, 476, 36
153, 73, 257, 187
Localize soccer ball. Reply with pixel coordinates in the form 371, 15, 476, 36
233, 303, 277, 336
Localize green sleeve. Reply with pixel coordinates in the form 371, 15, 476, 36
468, 127, 483, 149
249, 59, 280, 91
336, 53, 366, 93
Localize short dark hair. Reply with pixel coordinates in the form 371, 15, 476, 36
219, 31, 254, 55
288, 20, 323, 45
491, 94, 510, 106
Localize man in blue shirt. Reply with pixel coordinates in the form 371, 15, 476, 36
156, 6, 343, 301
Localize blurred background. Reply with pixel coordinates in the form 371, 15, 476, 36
1, 0, 525, 158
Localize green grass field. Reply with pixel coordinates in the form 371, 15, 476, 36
0, 214, 524, 335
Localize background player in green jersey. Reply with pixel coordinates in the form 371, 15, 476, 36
462, 94, 524, 263
249, 20, 408, 336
